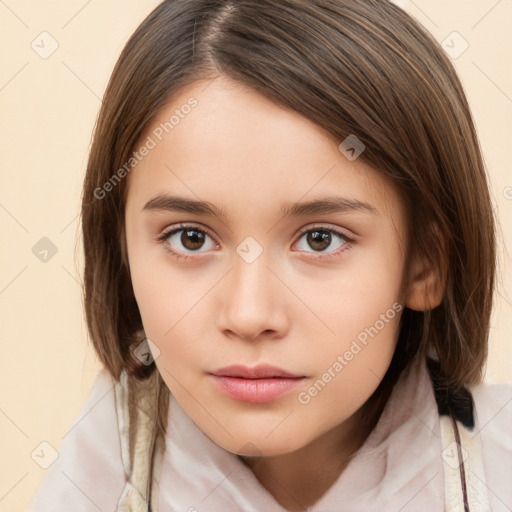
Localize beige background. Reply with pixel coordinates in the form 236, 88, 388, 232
0, 1, 511, 510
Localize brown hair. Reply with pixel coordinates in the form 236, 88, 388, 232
81, 0, 496, 452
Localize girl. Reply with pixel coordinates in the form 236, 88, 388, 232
28, 0, 511, 511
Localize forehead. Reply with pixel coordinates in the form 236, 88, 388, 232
126, 76, 405, 230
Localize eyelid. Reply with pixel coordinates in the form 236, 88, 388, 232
295, 223, 356, 243
155, 223, 218, 244
156, 222, 356, 243
156, 222, 356, 260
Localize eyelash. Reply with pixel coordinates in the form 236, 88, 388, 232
155, 223, 355, 261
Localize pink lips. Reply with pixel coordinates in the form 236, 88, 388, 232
208, 364, 306, 403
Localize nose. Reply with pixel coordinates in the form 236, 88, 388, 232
217, 253, 290, 342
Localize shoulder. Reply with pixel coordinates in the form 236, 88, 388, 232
471, 380, 512, 437
27, 369, 127, 512
470, 380, 512, 512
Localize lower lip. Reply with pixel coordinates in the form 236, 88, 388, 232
210, 375, 305, 403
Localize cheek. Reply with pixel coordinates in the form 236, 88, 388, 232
317, 238, 404, 346
127, 226, 188, 330
301, 235, 404, 408
127, 247, 212, 380
297, 310, 400, 434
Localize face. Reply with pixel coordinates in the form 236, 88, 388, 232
124, 76, 408, 457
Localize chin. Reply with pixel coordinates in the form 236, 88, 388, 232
210, 428, 308, 458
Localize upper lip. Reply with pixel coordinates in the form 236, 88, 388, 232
209, 364, 304, 379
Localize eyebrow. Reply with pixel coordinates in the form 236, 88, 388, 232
142, 194, 379, 218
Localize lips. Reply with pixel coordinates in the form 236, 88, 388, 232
208, 364, 306, 403
209, 364, 304, 379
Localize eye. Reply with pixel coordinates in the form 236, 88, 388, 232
156, 223, 354, 262
293, 225, 354, 259
156, 224, 218, 259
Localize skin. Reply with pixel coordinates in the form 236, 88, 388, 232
124, 75, 441, 510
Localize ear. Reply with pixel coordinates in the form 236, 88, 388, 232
404, 247, 448, 312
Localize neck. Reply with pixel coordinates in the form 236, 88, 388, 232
239, 405, 375, 511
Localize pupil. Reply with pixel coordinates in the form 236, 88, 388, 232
182, 229, 204, 250
178, 229, 332, 252
308, 230, 330, 251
